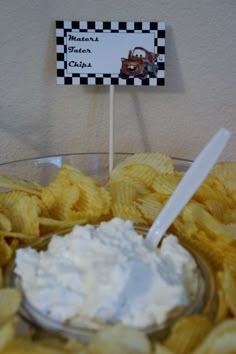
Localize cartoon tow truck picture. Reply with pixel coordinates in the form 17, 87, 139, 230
120, 47, 158, 79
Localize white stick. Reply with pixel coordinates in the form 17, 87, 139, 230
109, 85, 115, 175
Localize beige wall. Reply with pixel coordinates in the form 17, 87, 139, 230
0, 0, 235, 163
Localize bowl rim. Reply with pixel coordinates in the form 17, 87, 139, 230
0, 152, 193, 167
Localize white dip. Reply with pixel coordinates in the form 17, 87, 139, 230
14, 218, 197, 329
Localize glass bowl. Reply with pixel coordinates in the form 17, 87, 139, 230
1, 153, 217, 342
5, 225, 218, 343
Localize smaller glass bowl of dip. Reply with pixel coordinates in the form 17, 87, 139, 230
5, 225, 218, 343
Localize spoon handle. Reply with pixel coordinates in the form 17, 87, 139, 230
145, 128, 231, 249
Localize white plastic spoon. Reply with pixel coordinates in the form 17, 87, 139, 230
145, 128, 231, 250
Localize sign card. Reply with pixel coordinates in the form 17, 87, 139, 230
56, 21, 165, 86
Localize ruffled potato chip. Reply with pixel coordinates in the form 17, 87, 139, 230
61, 164, 111, 220
0, 174, 42, 195
0, 320, 15, 352
109, 179, 140, 205
163, 315, 212, 354
222, 209, 236, 224
204, 199, 230, 222
220, 240, 236, 274
108, 178, 147, 224
182, 202, 236, 241
119, 164, 158, 188
61, 338, 86, 353
0, 212, 12, 232
0, 191, 28, 209
41, 187, 57, 211
222, 266, 236, 316
1, 336, 67, 354
8, 239, 20, 254
0, 192, 40, 236
193, 173, 231, 205
213, 272, 229, 324
43, 185, 80, 220
135, 193, 163, 225
88, 324, 150, 354
113, 203, 146, 225
10, 195, 39, 237
41, 164, 111, 224
172, 200, 236, 273
122, 152, 174, 172
0, 289, 21, 326
32, 196, 50, 218
41, 171, 79, 218
0, 268, 2, 289
0, 238, 13, 267
172, 220, 224, 270
109, 152, 174, 182
0, 231, 36, 240
211, 161, 236, 192
154, 344, 175, 354
152, 173, 182, 196
39, 217, 86, 236
192, 319, 236, 354
107, 175, 150, 195
214, 289, 229, 324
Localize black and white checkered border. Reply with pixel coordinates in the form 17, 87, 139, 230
56, 21, 165, 86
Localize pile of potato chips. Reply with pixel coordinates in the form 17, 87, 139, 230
0, 164, 112, 267
107, 154, 236, 272
0, 152, 236, 353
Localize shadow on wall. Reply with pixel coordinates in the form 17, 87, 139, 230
116, 25, 185, 151
164, 24, 185, 94
0, 101, 55, 163
0, 23, 56, 163
43, 20, 57, 86
80, 25, 185, 152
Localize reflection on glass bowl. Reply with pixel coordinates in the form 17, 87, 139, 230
0, 153, 192, 187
